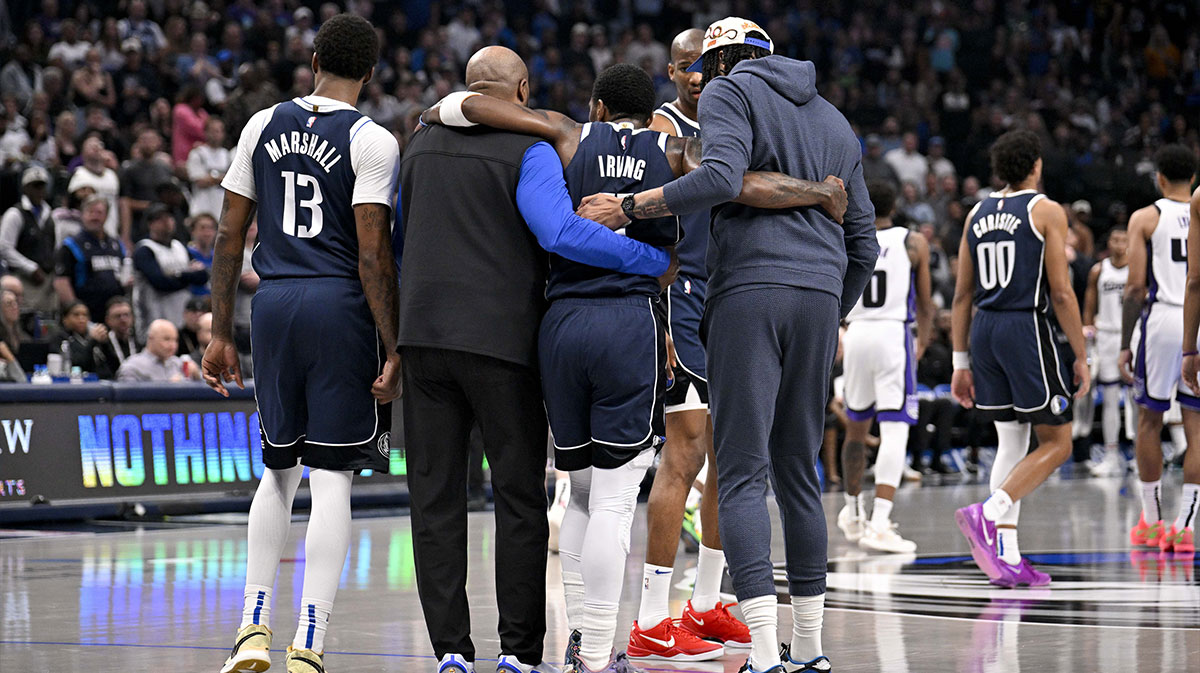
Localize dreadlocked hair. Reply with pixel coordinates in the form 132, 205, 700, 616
701, 30, 771, 86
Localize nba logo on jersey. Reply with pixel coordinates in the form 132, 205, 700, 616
306, 115, 316, 128
620, 135, 627, 151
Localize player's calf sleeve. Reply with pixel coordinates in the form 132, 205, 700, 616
1101, 385, 1122, 450
292, 469, 353, 652
873, 422, 909, 490
243, 464, 304, 628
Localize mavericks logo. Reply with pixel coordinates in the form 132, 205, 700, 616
377, 431, 391, 458
1051, 395, 1070, 415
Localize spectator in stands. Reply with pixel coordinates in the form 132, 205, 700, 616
0, 112, 32, 169
927, 136, 956, 178
186, 213, 216, 296
0, 274, 43, 339
898, 181, 936, 226
1069, 200, 1096, 258
51, 184, 89, 248
186, 118, 229, 221
91, 296, 137, 380
911, 310, 956, 476
117, 0, 166, 57
862, 134, 899, 188
51, 300, 102, 373
54, 195, 127, 322
358, 82, 404, 129
154, 178, 191, 241
67, 136, 121, 239
47, 18, 88, 70
113, 38, 160, 127
172, 86, 210, 168
176, 34, 220, 88
0, 289, 26, 382
132, 205, 208, 330
190, 311, 212, 365
119, 129, 173, 244
0, 43, 41, 113
117, 318, 200, 382
68, 48, 117, 111
885, 132, 930, 195
0, 166, 58, 314
234, 220, 258, 377
177, 296, 208, 357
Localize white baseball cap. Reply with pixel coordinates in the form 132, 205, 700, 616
686, 17, 774, 73
21, 165, 50, 187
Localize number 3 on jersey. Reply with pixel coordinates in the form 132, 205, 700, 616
281, 170, 324, 238
977, 240, 1015, 290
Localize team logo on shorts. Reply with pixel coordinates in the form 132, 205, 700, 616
1051, 395, 1070, 415
377, 431, 391, 458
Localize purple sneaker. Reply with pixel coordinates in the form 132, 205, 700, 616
990, 559, 1052, 588
955, 502, 1004, 581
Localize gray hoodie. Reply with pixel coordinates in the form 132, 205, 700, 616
662, 55, 878, 316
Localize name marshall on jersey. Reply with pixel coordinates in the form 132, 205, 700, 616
263, 129, 343, 173
971, 211, 1021, 238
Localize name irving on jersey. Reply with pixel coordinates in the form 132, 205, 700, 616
263, 129, 343, 173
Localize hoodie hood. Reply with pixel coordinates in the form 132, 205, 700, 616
729, 55, 817, 106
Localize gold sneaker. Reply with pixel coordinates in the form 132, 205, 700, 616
286, 646, 326, 673
220, 624, 272, 673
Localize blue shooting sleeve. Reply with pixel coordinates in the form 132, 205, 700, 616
515, 141, 669, 277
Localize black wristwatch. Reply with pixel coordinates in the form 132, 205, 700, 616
621, 194, 638, 221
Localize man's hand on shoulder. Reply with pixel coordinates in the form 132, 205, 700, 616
821, 175, 848, 224
577, 193, 629, 230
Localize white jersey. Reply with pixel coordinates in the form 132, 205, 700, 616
1095, 258, 1127, 332
846, 226, 913, 323
1146, 198, 1190, 307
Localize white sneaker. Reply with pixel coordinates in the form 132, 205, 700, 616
438, 653, 475, 673
498, 655, 561, 673
859, 520, 917, 554
1088, 451, 1125, 477
837, 505, 866, 543
902, 466, 923, 483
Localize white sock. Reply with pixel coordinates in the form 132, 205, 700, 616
874, 422, 909, 490
691, 544, 725, 613
788, 594, 825, 667
1141, 480, 1162, 523
291, 469, 353, 652
1174, 483, 1200, 531
293, 597, 332, 652
240, 584, 273, 629
1169, 424, 1188, 457
562, 570, 585, 633
1101, 385, 1121, 451
870, 498, 894, 527
579, 602, 618, 671
242, 465, 303, 629
637, 564, 673, 629
997, 527, 1020, 565
739, 594, 779, 670
844, 492, 864, 519
981, 489, 1014, 522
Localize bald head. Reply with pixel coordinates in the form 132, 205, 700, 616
465, 46, 530, 104
670, 28, 703, 63
146, 319, 179, 360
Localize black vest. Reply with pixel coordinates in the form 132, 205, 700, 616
398, 125, 546, 367
15, 204, 56, 273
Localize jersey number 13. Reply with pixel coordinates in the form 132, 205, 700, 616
281, 171, 324, 238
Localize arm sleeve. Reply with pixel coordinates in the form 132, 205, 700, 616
349, 120, 400, 208
133, 245, 189, 292
515, 142, 669, 277
0, 208, 38, 273
662, 77, 753, 214
220, 106, 276, 201
838, 150, 880, 318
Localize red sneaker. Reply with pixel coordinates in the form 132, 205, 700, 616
679, 601, 751, 649
1130, 514, 1165, 547
627, 618, 724, 662
1160, 526, 1195, 554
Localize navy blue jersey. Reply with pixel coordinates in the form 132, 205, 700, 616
223, 97, 399, 281
548, 122, 679, 300
654, 103, 707, 280
966, 190, 1049, 312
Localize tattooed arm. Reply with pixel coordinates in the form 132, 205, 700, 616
201, 191, 255, 397
907, 231, 935, 359
357, 202, 403, 402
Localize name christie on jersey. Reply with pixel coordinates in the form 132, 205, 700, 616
972, 212, 1021, 238
263, 131, 343, 173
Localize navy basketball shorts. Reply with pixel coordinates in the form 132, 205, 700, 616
1132, 303, 1200, 412
540, 296, 667, 471
970, 309, 1075, 426
664, 275, 709, 414
251, 278, 391, 472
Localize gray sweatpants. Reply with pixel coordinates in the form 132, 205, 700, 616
706, 286, 839, 599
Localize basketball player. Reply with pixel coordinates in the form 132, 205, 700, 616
1119, 144, 1198, 555
838, 180, 933, 554
951, 129, 1090, 588
633, 27, 753, 658
1082, 227, 1129, 476
421, 63, 845, 672
202, 16, 401, 673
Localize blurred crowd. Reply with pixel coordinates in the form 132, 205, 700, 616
0, 0, 1196, 411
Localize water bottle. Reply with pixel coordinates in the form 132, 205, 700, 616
31, 364, 53, 385
70, 366, 84, 384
